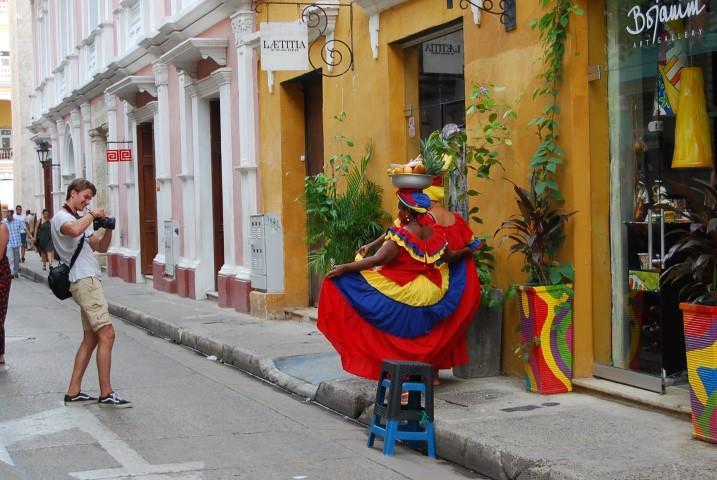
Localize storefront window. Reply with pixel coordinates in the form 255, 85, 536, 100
605, 0, 715, 391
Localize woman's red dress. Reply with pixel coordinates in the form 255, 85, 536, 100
317, 222, 482, 380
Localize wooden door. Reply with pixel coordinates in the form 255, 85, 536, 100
304, 73, 324, 306
210, 100, 225, 285
43, 162, 53, 216
136, 123, 158, 275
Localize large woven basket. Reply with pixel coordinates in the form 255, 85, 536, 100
518, 284, 574, 394
680, 303, 717, 443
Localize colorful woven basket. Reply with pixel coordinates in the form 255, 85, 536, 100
518, 284, 574, 394
680, 303, 717, 444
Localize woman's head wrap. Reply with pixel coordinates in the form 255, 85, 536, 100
424, 177, 445, 202
397, 189, 431, 214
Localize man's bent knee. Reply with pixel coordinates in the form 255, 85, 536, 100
96, 325, 115, 343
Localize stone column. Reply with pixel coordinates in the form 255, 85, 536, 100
177, 71, 196, 264
187, 86, 213, 298
105, 92, 121, 250
231, 7, 260, 281
80, 102, 93, 181
125, 100, 140, 262
153, 61, 171, 265
70, 108, 83, 180
49, 122, 62, 215
217, 72, 236, 275
53, 118, 65, 212
89, 126, 108, 209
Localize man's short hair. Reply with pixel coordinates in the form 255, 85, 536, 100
15, 205, 21, 209
66, 178, 97, 200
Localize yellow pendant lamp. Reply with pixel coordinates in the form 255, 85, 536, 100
667, 67, 714, 169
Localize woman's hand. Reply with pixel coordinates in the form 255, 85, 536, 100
357, 244, 371, 257
325, 264, 349, 279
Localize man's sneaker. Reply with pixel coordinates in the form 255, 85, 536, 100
64, 392, 98, 406
98, 392, 133, 409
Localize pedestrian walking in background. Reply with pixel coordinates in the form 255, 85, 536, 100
0, 209, 12, 366
3, 210, 22, 279
51, 178, 131, 408
14, 206, 27, 263
25, 210, 37, 252
34, 209, 54, 270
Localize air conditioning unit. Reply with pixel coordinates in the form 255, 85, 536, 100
250, 214, 284, 292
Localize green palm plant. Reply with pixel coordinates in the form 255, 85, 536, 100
304, 142, 390, 275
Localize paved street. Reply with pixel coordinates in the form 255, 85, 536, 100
0, 277, 484, 480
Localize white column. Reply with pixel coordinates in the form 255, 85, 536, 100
53, 118, 65, 212
80, 102, 93, 181
152, 61, 171, 265
188, 88, 213, 298
231, 8, 261, 279
70, 108, 83, 180
125, 100, 141, 263
177, 71, 196, 264
104, 93, 121, 251
49, 123, 62, 214
217, 77, 236, 275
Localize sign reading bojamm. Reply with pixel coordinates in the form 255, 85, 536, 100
626, 0, 706, 48
260, 22, 309, 72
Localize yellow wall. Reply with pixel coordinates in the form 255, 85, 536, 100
257, 0, 611, 379
0, 100, 11, 128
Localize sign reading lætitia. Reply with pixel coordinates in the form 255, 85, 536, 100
260, 22, 309, 72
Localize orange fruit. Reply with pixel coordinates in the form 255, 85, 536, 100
413, 164, 426, 174
403, 166, 413, 173
393, 167, 404, 174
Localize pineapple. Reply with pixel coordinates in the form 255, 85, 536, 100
419, 135, 444, 176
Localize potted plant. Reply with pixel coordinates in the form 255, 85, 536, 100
497, 175, 576, 394
660, 178, 717, 444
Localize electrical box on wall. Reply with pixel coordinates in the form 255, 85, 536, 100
250, 214, 284, 293
164, 219, 180, 278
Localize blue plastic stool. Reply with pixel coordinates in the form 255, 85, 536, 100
367, 360, 436, 458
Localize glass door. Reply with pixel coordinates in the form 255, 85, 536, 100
603, 0, 716, 392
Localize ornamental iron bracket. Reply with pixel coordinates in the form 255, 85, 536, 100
253, 1, 354, 77
447, 0, 516, 31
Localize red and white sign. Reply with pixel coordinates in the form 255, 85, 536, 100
106, 149, 133, 162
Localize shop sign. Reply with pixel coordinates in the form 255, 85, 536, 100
105, 149, 132, 162
625, 0, 706, 48
422, 30, 463, 75
260, 22, 309, 72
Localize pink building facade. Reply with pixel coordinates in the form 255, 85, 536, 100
28, 0, 262, 311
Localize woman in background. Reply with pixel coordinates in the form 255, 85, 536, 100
34, 209, 54, 270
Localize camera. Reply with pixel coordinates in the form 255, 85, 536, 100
93, 216, 116, 230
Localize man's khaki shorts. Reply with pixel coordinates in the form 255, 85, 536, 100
70, 277, 112, 332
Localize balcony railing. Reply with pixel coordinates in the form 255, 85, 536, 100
0, 148, 13, 160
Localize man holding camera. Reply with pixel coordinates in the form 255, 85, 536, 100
51, 178, 132, 408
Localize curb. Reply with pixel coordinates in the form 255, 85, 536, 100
20, 265, 578, 480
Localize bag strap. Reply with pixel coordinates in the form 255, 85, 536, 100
68, 235, 85, 270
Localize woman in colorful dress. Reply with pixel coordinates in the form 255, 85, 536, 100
423, 177, 483, 370
317, 189, 481, 380
0, 208, 12, 365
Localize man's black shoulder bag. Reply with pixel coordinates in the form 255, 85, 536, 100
48, 235, 85, 300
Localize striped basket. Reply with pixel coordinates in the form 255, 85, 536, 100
518, 284, 574, 394
680, 303, 717, 444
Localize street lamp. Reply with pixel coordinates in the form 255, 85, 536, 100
35, 140, 50, 165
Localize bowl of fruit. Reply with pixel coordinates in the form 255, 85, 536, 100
388, 138, 447, 189
388, 162, 435, 189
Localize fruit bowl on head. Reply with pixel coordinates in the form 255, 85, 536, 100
390, 173, 435, 190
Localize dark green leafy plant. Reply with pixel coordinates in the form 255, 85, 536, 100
497, 176, 576, 286
660, 179, 717, 306
304, 114, 390, 275
418, 133, 447, 176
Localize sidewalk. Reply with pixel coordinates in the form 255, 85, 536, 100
20, 255, 717, 480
